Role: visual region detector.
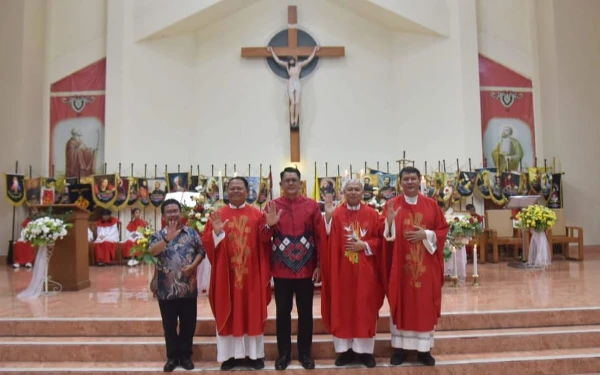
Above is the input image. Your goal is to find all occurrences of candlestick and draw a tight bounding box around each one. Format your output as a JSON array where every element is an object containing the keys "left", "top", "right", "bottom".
[
  {"left": 451, "top": 246, "right": 459, "bottom": 287},
  {"left": 360, "top": 169, "right": 364, "bottom": 177},
  {"left": 473, "top": 244, "right": 478, "bottom": 275},
  {"left": 218, "top": 171, "right": 223, "bottom": 201},
  {"left": 420, "top": 175, "right": 427, "bottom": 193}
]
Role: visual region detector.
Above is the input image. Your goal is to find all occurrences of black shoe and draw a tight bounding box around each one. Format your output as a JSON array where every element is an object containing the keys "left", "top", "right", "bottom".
[
  {"left": 220, "top": 358, "right": 237, "bottom": 371},
  {"left": 335, "top": 350, "right": 354, "bottom": 366},
  {"left": 249, "top": 358, "right": 265, "bottom": 370},
  {"left": 163, "top": 359, "right": 179, "bottom": 372},
  {"left": 96, "top": 262, "right": 105, "bottom": 267},
  {"left": 359, "top": 353, "right": 376, "bottom": 368},
  {"left": 417, "top": 351, "right": 436, "bottom": 366},
  {"left": 180, "top": 358, "right": 194, "bottom": 370},
  {"left": 300, "top": 355, "right": 315, "bottom": 370},
  {"left": 275, "top": 354, "right": 291, "bottom": 371},
  {"left": 390, "top": 349, "right": 407, "bottom": 366}
]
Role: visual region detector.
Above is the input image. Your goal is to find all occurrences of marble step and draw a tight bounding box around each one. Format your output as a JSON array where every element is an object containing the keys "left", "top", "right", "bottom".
[
  {"left": 1, "top": 326, "right": 599, "bottom": 362},
  {"left": 1, "top": 348, "right": 600, "bottom": 374},
  {"left": 1, "top": 307, "right": 599, "bottom": 337}
]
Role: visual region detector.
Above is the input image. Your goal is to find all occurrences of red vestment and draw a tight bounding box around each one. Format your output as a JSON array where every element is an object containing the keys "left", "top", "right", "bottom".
[
  {"left": 381, "top": 194, "right": 449, "bottom": 332},
  {"left": 202, "top": 205, "right": 272, "bottom": 336},
  {"left": 321, "top": 205, "right": 384, "bottom": 339},
  {"left": 121, "top": 219, "right": 148, "bottom": 258},
  {"left": 93, "top": 217, "right": 119, "bottom": 264},
  {"left": 13, "top": 219, "right": 35, "bottom": 265},
  {"left": 269, "top": 196, "right": 325, "bottom": 279}
]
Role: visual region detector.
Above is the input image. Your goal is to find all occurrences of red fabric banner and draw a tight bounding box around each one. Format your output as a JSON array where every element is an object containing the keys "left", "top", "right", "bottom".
[{"left": 49, "top": 59, "right": 106, "bottom": 177}]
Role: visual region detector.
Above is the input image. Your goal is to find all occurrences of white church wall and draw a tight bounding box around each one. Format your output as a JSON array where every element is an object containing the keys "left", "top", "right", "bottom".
[
  {"left": 535, "top": 0, "right": 600, "bottom": 245},
  {"left": 390, "top": 0, "right": 481, "bottom": 172},
  {"left": 48, "top": 0, "right": 107, "bottom": 83},
  {"left": 0, "top": 0, "right": 47, "bottom": 255}
]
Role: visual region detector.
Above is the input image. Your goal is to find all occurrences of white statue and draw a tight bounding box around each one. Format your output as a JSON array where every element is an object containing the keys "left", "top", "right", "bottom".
[{"left": 267, "top": 46, "right": 319, "bottom": 127}]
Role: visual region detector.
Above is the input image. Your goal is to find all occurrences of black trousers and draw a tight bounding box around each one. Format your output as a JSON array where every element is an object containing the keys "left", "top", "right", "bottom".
[
  {"left": 158, "top": 297, "right": 197, "bottom": 360},
  {"left": 273, "top": 277, "right": 314, "bottom": 358}
]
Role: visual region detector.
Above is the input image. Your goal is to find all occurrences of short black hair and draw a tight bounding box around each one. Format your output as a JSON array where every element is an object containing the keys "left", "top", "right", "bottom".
[
  {"left": 228, "top": 176, "right": 249, "bottom": 190},
  {"left": 131, "top": 207, "right": 141, "bottom": 215},
  {"left": 399, "top": 166, "right": 421, "bottom": 179},
  {"left": 102, "top": 208, "right": 112, "bottom": 216},
  {"left": 466, "top": 204, "right": 475, "bottom": 210},
  {"left": 161, "top": 199, "right": 181, "bottom": 214},
  {"left": 280, "top": 167, "right": 301, "bottom": 180}
]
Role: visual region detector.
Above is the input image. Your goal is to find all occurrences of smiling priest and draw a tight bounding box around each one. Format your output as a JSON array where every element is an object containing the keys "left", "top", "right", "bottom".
[
  {"left": 381, "top": 167, "right": 449, "bottom": 367},
  {"left": 202, "top": 177, "right": 274, "bottom": 370},
  {"left": 321, "top": 180, "right": 385, "bottom": 368}
]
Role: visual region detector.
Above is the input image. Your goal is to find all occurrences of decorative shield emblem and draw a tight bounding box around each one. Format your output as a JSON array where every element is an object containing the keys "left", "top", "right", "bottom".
[
  {"left": 92, "top": 174, "right": 118, "bottom": 208},
  {"left": 491, "top": 91, "right": 524, "bottom": 111},
  {"left": 5, "top": 174, "right": 25, "bottom": 206}
]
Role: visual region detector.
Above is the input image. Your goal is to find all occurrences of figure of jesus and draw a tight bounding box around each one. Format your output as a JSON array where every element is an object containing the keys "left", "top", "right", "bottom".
[{"left": 267, "top": 45, "right": 319, "bottom": 128}]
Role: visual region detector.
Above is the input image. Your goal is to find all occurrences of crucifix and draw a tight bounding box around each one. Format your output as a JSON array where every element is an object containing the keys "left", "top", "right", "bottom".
[{"left": 241, "top": 5, "right": 345, "bottom": 162}]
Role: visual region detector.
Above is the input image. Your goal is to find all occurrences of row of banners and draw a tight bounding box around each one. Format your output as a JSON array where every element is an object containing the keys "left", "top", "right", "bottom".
[{"left": 3, "top": 167, "right": 563, "bottom": 212}]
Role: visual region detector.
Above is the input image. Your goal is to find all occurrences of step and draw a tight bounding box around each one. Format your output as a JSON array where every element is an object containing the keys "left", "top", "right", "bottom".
[
  {"left": 1, "top": 348, "right": 599, "bottom": 374},
  {"left": 1, "top": 326, "right": 599, "bottom": 362},
  {"left": 2, "top": 307, "right": 599, "bottom": 337}
]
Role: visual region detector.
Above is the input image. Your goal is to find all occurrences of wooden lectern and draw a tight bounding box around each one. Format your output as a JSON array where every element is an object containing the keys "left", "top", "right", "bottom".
[{"left": 32, "top": 205, "right": 91, "bottom": 291}]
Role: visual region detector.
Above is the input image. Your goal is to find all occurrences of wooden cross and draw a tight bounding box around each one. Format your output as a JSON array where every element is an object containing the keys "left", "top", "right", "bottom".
[{"left": 240, "top": 5, "right": 345, "bottom": 162}]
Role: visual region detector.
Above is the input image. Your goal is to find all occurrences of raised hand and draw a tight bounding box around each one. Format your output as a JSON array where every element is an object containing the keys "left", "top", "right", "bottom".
[
  {"left": 386, "top": 201, "right": 401, "bottom": 226},
  {"left": 265, "top": 201, "right": 282, "bottom": 227},
  {"left": 210, "top": 211, "right": 228, "bottom": 236},
  {"left": 324, "top": 194, "right": 335, "bottom": 220},
  {"left": 165, "top": 220, "right": 181, "bottom": 242}
]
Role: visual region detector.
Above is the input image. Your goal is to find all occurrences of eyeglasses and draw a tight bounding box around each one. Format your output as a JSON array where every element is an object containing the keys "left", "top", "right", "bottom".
[{"left": 282, "top": 179, "right": 299, "bottom": 184}]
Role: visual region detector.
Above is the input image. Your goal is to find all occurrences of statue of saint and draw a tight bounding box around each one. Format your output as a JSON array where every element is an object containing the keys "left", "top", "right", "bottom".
[{"left": 267, "top": 46, "right": 319, "bottom": 127}]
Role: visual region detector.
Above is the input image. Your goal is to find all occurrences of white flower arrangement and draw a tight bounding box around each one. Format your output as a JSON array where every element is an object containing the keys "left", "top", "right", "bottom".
[{"left": 22, "top": 217, "right": 72, "bottom": 247}]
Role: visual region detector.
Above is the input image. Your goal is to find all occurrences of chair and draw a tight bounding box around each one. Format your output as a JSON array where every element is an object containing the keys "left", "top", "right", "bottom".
[
  {"left": 484, "top": 209, "right": 524, "bottom": 263},
  {"left": 88, "top": 222, "right": 123, "bottom": 265},
  {"left": 548, "top": 209, "right": 584, "bottom": 260}
]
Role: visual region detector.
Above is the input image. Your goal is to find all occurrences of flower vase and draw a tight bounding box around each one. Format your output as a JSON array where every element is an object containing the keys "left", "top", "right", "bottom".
[
  {"left": 17, "top": 242, "right": 61, "bottom": 300},
  {"left": 527, "top": 229, "right": 551, "bottom": 268}
]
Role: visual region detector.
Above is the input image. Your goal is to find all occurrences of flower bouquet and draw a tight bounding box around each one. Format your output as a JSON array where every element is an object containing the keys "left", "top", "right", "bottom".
[
  {"left": 22, "top": 216, "right": 72, "bottom": 247},
  {"left": 18, "top": 215, "right": 72, "bottom": 300},
  {"left": 515, "top": 205, "right": 557, "bottom": 232},
  {"left": 182, "top": 194, "right": 221, "bottom": 234},
  {"left": 444, "top": 215, "right": 483, "bottom": 261},
  {"left": 131, "top": 225, "right": 157, "bottom": 265},
  {"left": 515, "top": 204, "right": 556, "bottom": 268}
]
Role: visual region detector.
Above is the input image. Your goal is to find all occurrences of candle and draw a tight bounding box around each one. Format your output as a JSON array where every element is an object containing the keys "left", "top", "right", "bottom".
[
  {"left": 420, "top": 175, "right": 427, "bottom": 193},
  {"left": 473, "top": 245, "right": 478, "bottom": 276},
  {"left": 218, "top": 171, "right": 223, "bottom": 200},
  {"left": 452, "top": 246, "right": 458, "bottom": 278}
]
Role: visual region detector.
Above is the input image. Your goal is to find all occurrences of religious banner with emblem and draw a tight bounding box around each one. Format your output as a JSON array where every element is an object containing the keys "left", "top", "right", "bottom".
[
  {"left": 377, "top": 174, "right": 397, "bottom": 201},
  {"left": 68, "top": 183, "right": 95, "bottom": 212},
  {"left": 205, "top": 177, "right": 221, "bottom": 204},
  {"left": 255, "top": 177, "right": 271, "bottom": 207},
  {"left": 422, "top": 174, "right": 436, "bottom": 198},
  {"left": 113, "top": 176, "right": 131, "bottom": 210},
  {"left": 148, "top": 178, "right": 166, "bottom": 207},
  {"left": 4, "top": 174, "right": 25, "bottom": 206},
  {"left": 456, "top": 171, "right": 477, "bottom": 198},
  {"left": 501, "top": 172, "right": 521, "bottom": 200},
  {"left": 489, "top": 172, "right": 507, "bottom": 205},
  {"left": 318, "top": 177, "right": 338, "bottom": 202},
  {"left": 528, "top": 167, "right": 547, "bottom": 196},
  {"left": 479, "top": 55, "right": 535, "bottom": 174},
  {"left": 246, "top": 177, "right": 260, "bottom": 205},
  {"left": 547, "top": 173, "right": 562, "bottom": 208},
  {"left": 222, "top": 176, "right": 231, "bottom": 204},
  {"left": 475, "top": 169, "right": 493, "bottom": 199},
  {"left": 167, "top": 172, "right": 190, "bottom": 193},
  {"left": 519, "top": 171, "right": 531, "bottom": 195},
  {"left": 50, "top": 59, "right": 106, "bottom": 177},
  {"left": 40, "top": 178, "right": 59, "bottom": 205},
  {"left": 361, "top": 173, "right": 378, "bottom": 201},
  {"left": 539, "top": 172, "right": 553, "bottom": 202},
  {"left": 24, "top": 177, "right": 41, "bottom": 205},
  {"left": 92, "top": 174, "right": 118, "bottom": 208},
  {"left": 136, "top": 178, "right": 148, "bottom": 206},
  {"left": 190, "top": 175, "right": 199, "bottom": 192}
]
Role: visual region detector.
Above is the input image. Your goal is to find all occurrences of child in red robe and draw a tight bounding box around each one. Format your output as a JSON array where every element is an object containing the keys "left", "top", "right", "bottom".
[
  {"left": 93, "top": 209, "right": 120, "bottom": 266},
  {"left": 13, "top": 217, "right": 35, "bottom": 268},
  {"left": 120, "top": 208, "right": 147, "bottom": 267}
]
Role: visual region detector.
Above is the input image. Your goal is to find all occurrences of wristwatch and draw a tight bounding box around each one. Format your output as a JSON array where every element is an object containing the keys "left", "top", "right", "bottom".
[{"left": 163, "top": 236, "right": 169, "bottom": 244}]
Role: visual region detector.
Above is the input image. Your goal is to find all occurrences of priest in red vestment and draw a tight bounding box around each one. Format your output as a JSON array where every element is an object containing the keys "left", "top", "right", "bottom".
[
  {"left": 13, "top": 217, "right": 36, "bottom": 268},
  {"left": 381, "top": 167, "right": 449, "bottom": 367},
  {"left": 120, "top": 208, "right": 147, "bottom": 267},
  {"left": 202, "top": 177, "right": 273, "bottom": 370},
  {"left": 93, "top": 209, "right": 120, "bottom": 266},
  {"left": 321, "top": 180, "right": 384, "bottom": 368}
]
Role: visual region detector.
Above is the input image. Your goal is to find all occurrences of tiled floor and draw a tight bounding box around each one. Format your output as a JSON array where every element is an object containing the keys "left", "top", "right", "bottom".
[{"left": 2, "top": 248, "right": 598, "bottom": 319}]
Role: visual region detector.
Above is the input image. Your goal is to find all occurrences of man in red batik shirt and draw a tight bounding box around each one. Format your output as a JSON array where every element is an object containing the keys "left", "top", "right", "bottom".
[
  {"left": 266, "top": 167, "right": 325, "bottom": 370},
  {"left": 381, "top": 167, "right": 449, "bottom": 367}
]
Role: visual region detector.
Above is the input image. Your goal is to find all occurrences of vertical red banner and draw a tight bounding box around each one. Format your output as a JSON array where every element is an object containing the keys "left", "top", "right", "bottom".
[
  {"left": 479, "top": 55, "right": 535, "bottom": 171},
  {"left": 49, "top": 59, "right": 106, "bottom": 178}
]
